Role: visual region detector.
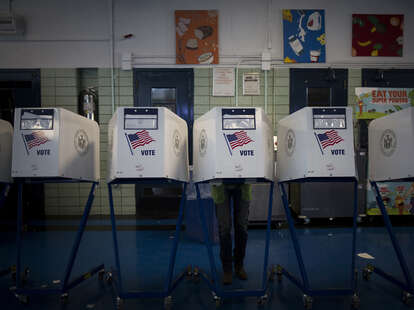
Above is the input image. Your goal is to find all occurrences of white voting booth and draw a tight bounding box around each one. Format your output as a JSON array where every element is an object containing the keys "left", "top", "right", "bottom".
[
  {"left": 0, "top": 119, "right": 13, "bottom": 183},
  {"left": 107, "top": 107, "right": 189, "bottom": 182},
  {"left": 369, "top": 107, "right": 414, "bottom": 182},
  {"left": 275, "top": 107, "right": 359, "bottom": 308},
  {"left": 12, "top": 108, "right": 99, "bottom": 181},
  {"left": 193, "top": 107, "right": 274, "bottom": 183},
  {"left": 11, "top": 108, "right": 103, "bottom": 302},
  {"left": 105, "top": 107, "right": 190, "bottom": 306},
  {"left": 277, "top": 107, "right": 356, "bottom": 181}
]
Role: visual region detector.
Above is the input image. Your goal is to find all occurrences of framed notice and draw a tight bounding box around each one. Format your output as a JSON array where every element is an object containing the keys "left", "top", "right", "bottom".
[
  {"left": 243, "top": 73, "right": 260, "bottom": 96},
  {"left": 213, "top": 68, "right": 235, "bottom": 97},
  {"left": 175, "top": 10, "right": 219, "bottom": 64}
]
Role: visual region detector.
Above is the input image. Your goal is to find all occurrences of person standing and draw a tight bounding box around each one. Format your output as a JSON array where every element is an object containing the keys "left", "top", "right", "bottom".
[{"left": 212, "top": 183, "right": 251, "bottom": 285}]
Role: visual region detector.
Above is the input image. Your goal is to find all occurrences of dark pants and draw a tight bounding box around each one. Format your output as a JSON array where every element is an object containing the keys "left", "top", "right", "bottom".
[{"left": 215, "top": 187, "right": 250, "bottom": 272}]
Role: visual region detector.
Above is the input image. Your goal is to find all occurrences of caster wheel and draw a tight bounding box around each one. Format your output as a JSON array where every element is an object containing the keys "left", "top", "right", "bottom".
[
  {"left": 362, "top": 268, "right": 370, "bottom": 281},
  {"left": 213, "top": 295, "right": 221, "bottom": 307},
  {"left": 116, "top": 297, "right": 123, "bottom": 310},
  {"left": 60, "top": 293, "right": 69, "bottom": 304},
  {"left": 257, "top": 295, "right": 268, "bottom": 306},
  {"left": 402, "top": 291, "right": 412, "bottom": 304},
  {"left": 98, "top": 269, "right": 105, "bottom": 281},
  {"left": 164, "top": 296, "right": 173, "bottom": 310},
  {"left": 303, "top": 294, "right": 313, "bottom": 310},
  {"left": 276, "top": 265, "right": 283, "bottom": 282},
  {"left": 105, "top": 272, "right": 113, "bottom": 285},
  {"left": 185, "top": 265, "right": 193, "bottom": 280},
  {"left": 193, "top": 267, "right": 200, "bottom": 283},
  {"left": 351, "top": 294, "right": 360, "bottom": 309},
  {"left": 17, "top": 294, "right": 29, "bottom": 304}
]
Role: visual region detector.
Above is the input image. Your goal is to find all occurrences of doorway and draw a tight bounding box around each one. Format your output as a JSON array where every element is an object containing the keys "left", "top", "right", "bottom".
[
  {"left": 0, "top": 69, "right": 43, "bottom": 221},
  {"left": 133, "top": 69, "right": 194, "bottom": 219},
  {"left": 289, "top": 68, "right": 356, "bottom": 219}
]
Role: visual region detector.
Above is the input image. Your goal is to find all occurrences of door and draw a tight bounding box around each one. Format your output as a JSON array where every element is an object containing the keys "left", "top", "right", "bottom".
[
  {"left": 133, "top": 69, "right": 194, "bottom": 219},
  {"left": 289, "top": 68, "right": 355, "bottom": 219},
  {"left": 0, "top": 69, "right": 43, "bottom": 221},
  {"left": 360, "top": 69, "right": 414, "bottom": 215}
]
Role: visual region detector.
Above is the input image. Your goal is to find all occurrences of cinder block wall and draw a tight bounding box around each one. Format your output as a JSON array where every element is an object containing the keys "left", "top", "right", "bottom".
[{"left": 41, "top": 67, "right": 361, "bottom": 216}]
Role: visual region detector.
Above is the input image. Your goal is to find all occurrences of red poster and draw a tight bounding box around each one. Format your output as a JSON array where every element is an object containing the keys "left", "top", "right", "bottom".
[
  {"left": 175, "top": 10, "right": 219, "bottom": 64},
  {"left": 352, "top": 14, "right": 404, "bottom": 57}
]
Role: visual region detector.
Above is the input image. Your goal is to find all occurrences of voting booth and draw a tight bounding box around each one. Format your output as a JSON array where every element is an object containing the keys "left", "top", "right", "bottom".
[
  {"left": 369, "top": 107, "right": 414, "bottom": 182},
  {"left": 107, "top": 107, "right": 189, "bottom": 182},
  {"left": 192, "top": 107, "right": 275, "bottom": 305},
  {"left": 275, "top": 107, "right": 359, "bottom": 309},
  {"left": 106, "top": 107, "right": 190, "bottom": 308},
  {"left": 193, "top": 107, "right": 274, "bottom": 182},
  {"left": 11, "top": 108, "right": 103, "bottom": 304},
  {"left": 277, "top": 107, "right": 356, "bottom": 181},
  {"left": 363, "top": 107, "right": 414, "bottom": 303},
  {"left": 12, "top": 108, "right": 99, "bottom": 182}
]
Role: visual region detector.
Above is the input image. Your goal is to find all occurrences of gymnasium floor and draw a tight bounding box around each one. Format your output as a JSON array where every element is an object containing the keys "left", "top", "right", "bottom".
[{"left": 0, "top": 223, "right": 413, "bottom": 310}]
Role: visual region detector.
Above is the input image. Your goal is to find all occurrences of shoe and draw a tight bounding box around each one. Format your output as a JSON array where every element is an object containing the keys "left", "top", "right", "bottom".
[
  {"left": 235, "top": 265, "right": 248, "bottom": 280},
  {"left": 222, "top": 270, "right": 233, "bottom": 285}
]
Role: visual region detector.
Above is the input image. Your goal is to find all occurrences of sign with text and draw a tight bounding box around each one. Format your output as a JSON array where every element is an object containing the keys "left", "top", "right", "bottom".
[{"left": 355, "top": 87, "right": 414, "bottom": 119}]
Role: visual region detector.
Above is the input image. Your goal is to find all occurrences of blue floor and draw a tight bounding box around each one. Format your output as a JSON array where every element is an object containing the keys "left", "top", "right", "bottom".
[{"left": 1, "top": 225, "right": 414, "bottom": 309}]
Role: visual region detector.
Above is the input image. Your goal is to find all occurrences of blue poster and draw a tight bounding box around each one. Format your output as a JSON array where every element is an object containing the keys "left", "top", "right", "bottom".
[{"left": 283, "top": 9, "right": 326, "bottom": 63}]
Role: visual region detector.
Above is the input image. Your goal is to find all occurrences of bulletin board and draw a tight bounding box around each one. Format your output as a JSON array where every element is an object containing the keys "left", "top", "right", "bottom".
[{"left": 175, "top": 10, "right": 219, "bottom": 65}]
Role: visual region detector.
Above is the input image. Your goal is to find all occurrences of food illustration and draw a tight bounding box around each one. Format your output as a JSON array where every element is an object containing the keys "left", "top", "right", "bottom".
[
  {"left": 367, "top": 182, "right": 414, "bottom": 215},
  {"left": 194, "top": 26, "right": 213, "bottom": 40},
  {"left": 352, "top": 14, "right": 404, "bottom": 57},
  {"left": 186, "top": 38, "right": 198, "bottom": 50},
  {"left": 283, "top": 9, "right": 325, "bottom": 63},
  {"left": 175, "top": 10, "right": 218, "bottom": 64}
]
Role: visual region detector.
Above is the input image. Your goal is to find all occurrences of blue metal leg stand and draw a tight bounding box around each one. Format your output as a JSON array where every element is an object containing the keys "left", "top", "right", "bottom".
[
  {"left": 165, "top": 183, "right": 189, "bottom": 294},
  {"left": 195, "top": 183, "right": 219, "bottom": 293},
  {"left": 108, "top": 183, "right": 124, "bottom": 297},
  {"left": 367, "top": 181, "right": 414, "bottom": 297},
  {"left": 15, "top": 183, "right": 23, "bottom": 290},
  {"left": 61, "top": 182, "right": 104, "bottom": 293},
  {"left": 351, "top": 180, "right": 358, "bottom": 294},
  {"left": 261, "top": 182, "right": 274, "bottom": 291},
  {"left": 278, "top": 182, "right": 311, "bottom": 294}
]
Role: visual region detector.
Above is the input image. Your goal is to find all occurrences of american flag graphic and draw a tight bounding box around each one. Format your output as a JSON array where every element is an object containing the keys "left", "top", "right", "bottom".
[
  {"left": 24, "top": 131, "right": 49, "bottom": 149},
  {"left": 127, "top": 130, "right": 155, "bottom": 149},
  {"left": 225, "top": 131, "right": 253, "bottom": 150},
  {"left": 316, "top": 130, "right": 344, "bottom": 149}
]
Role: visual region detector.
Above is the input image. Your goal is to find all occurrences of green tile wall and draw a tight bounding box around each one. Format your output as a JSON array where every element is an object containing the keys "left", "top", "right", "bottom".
[{"left": 41, "top": 68, "right": 136, "bottom": 216}]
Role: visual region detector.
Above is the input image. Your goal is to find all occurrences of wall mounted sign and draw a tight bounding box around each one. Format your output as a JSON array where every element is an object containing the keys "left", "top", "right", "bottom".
[
  {"left": 213, "top": 68, "right": 235, "bottom": 96},
  {"left": 175, "top": 10, "right": 219, "bottom": 65},
  {"left": 282, "top": 9, "right": 326, "bottom": 63},
  {"left": 243, "top": 73, "right": 260, "bottom": 96},
  {"left": 355, "top": 87, "right": 414, "bottom": 119},
  {"left": 352, "top": 14, "right": 404, "bottom": 57}
]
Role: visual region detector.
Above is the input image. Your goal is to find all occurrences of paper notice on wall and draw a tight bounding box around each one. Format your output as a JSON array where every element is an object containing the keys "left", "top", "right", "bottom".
[
  {"left": 212, "top": 67, "right": 235, "bottom": 97},
  {"left": 243, "top": 73, "right": 261, "bottom": 96}
]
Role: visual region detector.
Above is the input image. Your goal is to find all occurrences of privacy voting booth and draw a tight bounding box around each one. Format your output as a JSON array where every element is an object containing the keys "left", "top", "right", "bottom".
[
  {"left": 364, "top": 107, "right": 414, "bottom": 303},
  {"left": 192, "top": 107, "right": 275, "bottom": 305},
  {"left": 106, "top": 107, "right": 190, "bottom": 308},
  {"left": 0, "top": 119, "right": 14, "bottom": 280},
  {"left": 11, "top": 108, "right": 103, "bottom": 303},
  {"left": 276, "top": 107, "right": 359, "bottom": 309}
]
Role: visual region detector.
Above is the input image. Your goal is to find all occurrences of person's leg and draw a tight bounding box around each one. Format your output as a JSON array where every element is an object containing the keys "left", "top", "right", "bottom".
[
  {"left": 215, "top": 191, "right": 233, "bottom": 283},
  {"left": 233, "top": 187, "right": 250, "bottom": 279}
]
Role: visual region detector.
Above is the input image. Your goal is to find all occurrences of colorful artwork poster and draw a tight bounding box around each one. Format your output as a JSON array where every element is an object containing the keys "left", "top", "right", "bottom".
[
  {"left": 367, "top": 181, "right": 414, "bottom": 216},
  {"left": 355, "top": 87, "right": 414, "bottom": 119},
  {"left": 282, "top": 9, "right": 326, "bottom": 63},
  {"left": 352, "top": 14, "right": 404, "bottom": 57},
  {"left": 175, "top": 10, "right": 219, "bottom": 65}
]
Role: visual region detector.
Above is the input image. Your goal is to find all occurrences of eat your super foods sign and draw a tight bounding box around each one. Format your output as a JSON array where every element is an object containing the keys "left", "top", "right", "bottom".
[{"left": 355, "top": 87, "right": 414, "bottom": 119}]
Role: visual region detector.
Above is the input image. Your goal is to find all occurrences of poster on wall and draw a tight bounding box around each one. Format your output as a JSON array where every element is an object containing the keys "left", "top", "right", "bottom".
[
  {"left": 352, "top": 14, "right": 404, "bottom": 57},
  {"left": 355, "top": 87, "right": 414, "bottom": 119},
  {"left": 243, "top": 73, "right": 260, "bottom": 96},
  {"left": 175, "top": 10, "right": 219, "bottom": 65},
  {"left": 213, "top": 68, "right": 234, "bottom": 97},
  {"left": 367, "top": 181, "right": 414, "bottom": 216},
  {"left": 282, "top": 9, "right": 326, "bottom": 63}
]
